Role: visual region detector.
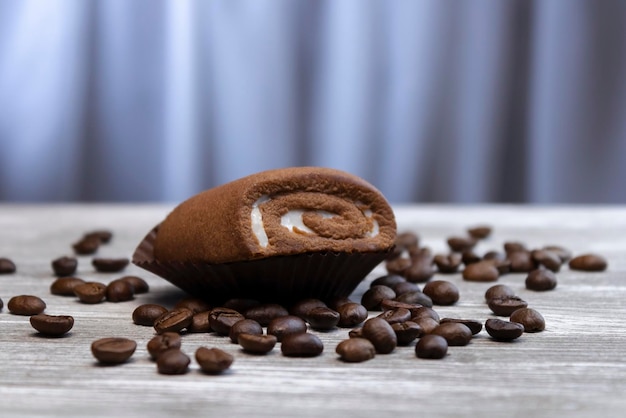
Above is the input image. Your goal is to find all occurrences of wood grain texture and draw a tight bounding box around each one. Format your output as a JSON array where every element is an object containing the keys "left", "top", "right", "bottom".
[{"left": 1, "top": 204, "right": 626, "bottom": 418}]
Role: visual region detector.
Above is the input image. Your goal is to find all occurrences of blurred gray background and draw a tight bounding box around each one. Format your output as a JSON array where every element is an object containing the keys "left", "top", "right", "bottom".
[{"left": 1, "top": 0, "right": 625, "bottom": 204}]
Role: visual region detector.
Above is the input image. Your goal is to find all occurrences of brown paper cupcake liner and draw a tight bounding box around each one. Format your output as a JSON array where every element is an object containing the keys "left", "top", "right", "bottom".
[{"left": 132, "top": 225, "right": 389, "bottom": 304}]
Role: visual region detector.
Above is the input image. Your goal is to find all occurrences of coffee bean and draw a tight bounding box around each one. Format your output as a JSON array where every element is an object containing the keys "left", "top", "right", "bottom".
[
  {"left": 377, "top": 308, "right": 411, "bottom": 325},
  {"left": 156, "top": 349, "right": 190, "bottom": 375},
  {"left": 508, "top": 251, "right": 537, "bottom": 272},
  {"left": 422, "top": 280, "right": 459, "bottom": 306},
  {"left": 0, "top": 257, "right": 16, "bottom": 274},
  {"left": 267, "top": 315, "right": 307, "bottom": 341},
  {"left": 118, "top": 276, "right": 149, "bottom": 294},
  {"left": 543, "top": 245, "right": 572, "bottom": 263},
  {"left": 210, "top": 307, "right": 245, "bottom": 335},
  {"left": 72, "top": 237, "right": 100, "bottom": 255},
  {"left": 105, "top": 279, "right": 134, "bottom": 302},
  {"left": 467, "top": 225, "right": 492, "bottom": 240},
  {"left": 391, "top": 321, "right": 422, "bottom": 345},
  {"left": 463, "top": 260, "right": 499, "bottom": 282},
  {"left": 431, "top": 322, "right": 472, "bottom": 346},
  {"left": 132, "top": 304, "right": 168, "bottom": 326},
  {"left": 404, "top": 259, "right": 436, "bottom": 283},
  {"left": 380, "top": 299, "right": 422, "bottom": 315},
  {"left": 51, "top": 256, "right": 78, "bottom": 276},
  {"left": 385, "top": 257, "right": 412, "bottom": 275},
  {"left": 461, "top": 250, "right": 482, "bottom": 265},
  {"left": 281, "top": 333, "right": 324, "bottom": 357},
  {"left": 336, "top": 302, "right": 368, "bottom": 328},
  {"left": 154, "top": 308, "right": 194, "bottom": 334},
  {"left": 289, "top": 298, "right": 327, "bottom": 319},
  {"left": 92, "top": 257, "right": 129, "bottom": 273},
  {"left": 569, "top": 254, "right": 608, "bottom": 271},
  {"left": 91, "top": 337, "right": 136, "bottom": 364},
  {"left": 83, "top": 229, "right": 113, "bottom": 244},
  {"left": 531, "top": 249, "right": 562, "bottom": 272},
  {"left": 50, "top": 277, "right": 85, "bottom": 296},
  {"left": 329, "top": 297, "right": 354, "bottom": 310},
  {"left": 484, "top": 284, "right": 516, "bottom": 302},
  {"left": 174, "top": 297, "right": 212, "bottom": 314},
  {"left": 504, "top": 241, "right": 527, "bottom": 254},
  {"left": 395, "top": 231, "right": 419, "bottom": 249},
  {"left": 222, "top": 298, "right": 261, "bottom": 313},
  {"left": 411, "top": 306, "right": 441, "bottom": 322},
  {"left": 305, "top": 307, "right": 340, "bottom": 330},
  {"left": 525, "top": 269, "right": 557, "bottom": 291},
  {"left": 361, "top": 317, "right": 397, "bottom": 354},
  {"left": 413, "top": 317, "right": 439, "bottom": 334},
  {"left": 483, "top": 251, "right": 505, "bottom": 261},
  {"left": 7, "top": 295, "right": 46, "bottom": 315},
  {"left": 447, "top": 236, "right": 477, "bottom": 253},
  {"left": 29, "top": 314, "right": 74, "bottom": 336},
  {"left": 487, "top": 296, "right": 528, "bottom": 316},
  {"left": 244, "top": 304, "right": 289, "bottom": 326},
  {"left": 73, "top": 282, "right": 106, "bottom": 304},
  {"left": 147, "top": 332, "right": 182, "bottom": 360},
  {"left": 361, "top": 285, "right": 396, "bottom": 311},
  {"left": 238, "top": 333, "right": 277, "bottom": 354},
  {"left": 348, "top": 327, "right": 363, "bottom": 339},
  {"left": 415, "top": 334, "right": 448, "bottom": 359},
  {"left": 485, "top": 318, "right": 524, "bottom": 341},
  {"left": 510, "top": 308, "right": 545, "bottom": 333},
  {"left": 336, "top": 338, "right": 376, "bottom": 363},
  {"left": 394, "top": 290, "right": 433, "bottom": 307},
  {"left": 434, "top": 254, "right": 463, "bottom": 273},
  {"left": 0, "top": 297, "right": 3, "bottom": 311},
  {"left": 187, "top": 311, "right": 212, "bottom": 333},
  {"left": 391, "top": 281, "right": 421, "bottom": 295},
  {"left": 195, "top": 347, "right": 234, "bottom": 374},
  {"left": 440, "top": 318, "right": 483, "bottom": 335},
  {"left": 229, "top": 319, "right": 263, "bottom": 344}
]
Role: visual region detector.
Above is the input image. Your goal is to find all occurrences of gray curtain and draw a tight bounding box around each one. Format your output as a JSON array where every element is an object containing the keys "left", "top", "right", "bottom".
[{"left": 1, "top": 0, "right": 625, "bottom": 203}]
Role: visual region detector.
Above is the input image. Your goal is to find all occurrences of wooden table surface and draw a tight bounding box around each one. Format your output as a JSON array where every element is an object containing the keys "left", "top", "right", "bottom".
[{"left": 1, "top": 204, "right": 625, "bottom": 418}]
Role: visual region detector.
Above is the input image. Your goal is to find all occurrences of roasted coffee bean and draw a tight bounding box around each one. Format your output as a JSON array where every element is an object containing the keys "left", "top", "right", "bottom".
[
  {"left": 154, "top": 308, "right": 194, "bottom": 334},
  {"left": 244, "top": 304, "right": 289, "bottom": 326},
  {"left": 377, "top": 308, "right": 411, "bottom": 325},
  {"left": 281, "top": 333, "right": 324, "bottom": 357},
  {"left": 84, "top": 229, "right": 113, "bottom": 244},
  {"left": 267, "top": 315, "right": 307, "bottom": 341},
  {"left": 431, "top": 322, "right": 472, "bottom": 346},
  {"left": 467, "top": 225, "right": 492, "bottom": 240},
  {"left": 336, "top": 338, "right": 376, "bottom": 363},
  {"left": 7, "top": 295, "right": 46, "bottom": 316},
  {"left": 222, "top": 298, "right": 261, "bottom": 313},
  {"left": 381, "top": 300, "right": 423, "bottom": 316},
  {"left": 411, "top": 306, "right": 441, "bottom": 322},
  {"left": 238, "top": 333, "right": 277, "bottom": 354},
  {"left": 92, "top": 257, "right": 129, "bottom": 273},
  {"left": 404, "top": 260, "right": 436, "bottom": 283},
  {"left": 50, "top": 277, "right": 85, "bottom": 296},
  {"left": 361, "top": 285, "right": 396, "bottom": 311},
  {"left": 132, "top": 304, "right": 168, "bottom": 326},
  {"left": 361, "top": 317, "right": 397, "bottom": 354},
  {"left": 463, "top": 260, "right": 499, "bottom": 282},
  {"left": 119, "top": 276, "right": 149, "bottom": 294},
  {"left": 413, "top": 317, "right": 439, "bottom": 334},
  {"left": 385, "top": 257, "right": 412, "bottom": 275},
  {"left": 483, "top": 251, "right": 506, "bottom": 261},
  {"left": 415, "top": 334, "right": 448, "bottom": 359},
  {"left": 504, "top": 241, "right": 527, "bottom": 254},
  {"left": 305, "top": 307, "right": 340, "bottom": 330},
  {"left": 525, "top": 269, "right": 557, "bottom": 291},
  {"left": 440, "top": 318, "right": 482, "bottom": 335},
  {"left": 371, "top": 274, "right": 407, "bottom": 288},
  {"left": 348, "top": 327, "right": 363, "bottom": 338},
  {"left": 395, "top": 290, "right": 433, "bottom": 308},
  {"left": 0, "top": 297, "right": 3, "bottom": 311},
  {"left": 229, "top": 319, "right": 263, "bottom": 343},
  {"left": 434, "top": 253, "right": 463, "bottom": 273},
  {"left": 74, "top": 282, "right": 106, "bottom": 304},
  {"left": 485, "top": 318, "right": 524, "bottom": 341},
  {"left": 508, "top": 251, "right": 537, "bottom": 272},
  {"left": 174, "top": 297, "right": 212, "bottom": 314},
  {"left": 488, "top": 296, "right": 528, "bottom": 316},
  {"left": 543, "top": 245, "right": 572, "bottom": 263},
  {"left": 510, "top": 308, "right": 545, "bottom": 333},
  {"left": 195, "top": 347, "right": 234, "bottom": 374},
  {"left": 210, "top": 307, "right": 246, "bottom": 335},
  {"left": 29, "top": 314, "right": 74, "bottom": 336},
  {"left": 422, "top": 280, "right": 459, "bottom": 306},
  {"left": 289, "top": 298, "right": 327, "bottom": 319},
  {"left": 156, "top": 349, "right": 190, "bottom": 375},
  {"left": 329, "top": 297, "right": 354, "bottom": 310},
  {"left": 51, "top": 256, "right": 78, "bottom": 276},
  {"left": 187, "top": 311, "right": 212, "bottom": 333},
  {"left": 391, "top": 281, "right": 421, "bottom": 295},
  {"left": 447, "top": 236, "right": 477, "bottom": 253},
  {"left": 336, "top": 302, "right": 368, "bottom": 328},
  {"left": 485, "top": 284, "right": 516, "bottom": 302},
  {"left": 461, "top": 250, "right": 482, "bottom": 266},
  {"left": 569, "top": 254, "right": 608, "bottom": 271},
  {"left": 531, "top": 249, "right": 562, "bottom": 272},
  {"left": 147, "top": 332, "right": 182, "bottom": 360},
  {"left": 395, "top": 231, "right": 419, "bottom": 249},
  {"left": 91, "top": 337, "right": 136, "bottom": 364},
  {"left": 105, "top": 279, "right": 134, "bottom": 302},
  {"left": 0, "top": 257, "right": 16, "bottom": 274},
  {"left": 392, "top": 321, "right": 422, "bottom": 345},
  {"left": 72, "top": 237, "right": 100, "bottom": 255}
]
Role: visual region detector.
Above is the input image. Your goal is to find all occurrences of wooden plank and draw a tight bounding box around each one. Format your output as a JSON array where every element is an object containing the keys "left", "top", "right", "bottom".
[{"left": 1, "top": 204, "right": 625, "bottom": 417}]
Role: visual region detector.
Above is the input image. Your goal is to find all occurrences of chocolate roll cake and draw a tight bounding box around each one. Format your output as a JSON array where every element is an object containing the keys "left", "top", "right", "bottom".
[{"left": 133, "top": 167, "right": 396, "bottom": 303}]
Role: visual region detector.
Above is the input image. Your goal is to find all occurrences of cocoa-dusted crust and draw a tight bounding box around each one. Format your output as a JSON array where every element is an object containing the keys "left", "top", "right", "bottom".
[{"left": 153, "top": 167, "right": 396, "bottom": 264}]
